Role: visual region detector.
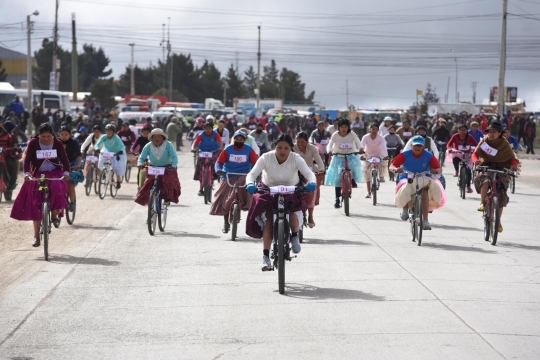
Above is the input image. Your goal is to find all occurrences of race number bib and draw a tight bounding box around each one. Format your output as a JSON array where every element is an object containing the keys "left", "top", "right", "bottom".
[
  {"left": 121, "top": 136, "right": 128, "bottom": 141},
  {"left": 458, "top": 145, "right": 470, "bottom": 151},
  {"left": 199, "top": 152, "right": 212, "bottom": 158},
  {"left": 36, "top": 149, "right": 57, "bottom": 159},
  {"left": 339, "top": 142, "right": 353, "bottom": 150},
  {"left": 367, "top": 157, "right": 381, "bottom": 164},
  {"left": 86, "top": 155, "right": 98, "bottom": 162},
  {"left": 102, "top": 151, "right": 115, "bottom": 159},
  {"left": 480, "top": 142, "right": 498, "bottom": 156},
  {"left": 320, "top": 139, "right": 328, "bottom": 145},
  {"left": 147, "top": 166, "right": 165, "bottom": 176},
  {"left": 256, "top": 141, "right": 263, "bottom": 147},
  {"left": 229, "top": 154, "right": 247, "bottom": 163},
  {"left": 269, "top": 185, "right": 295, "bottom": 194},
  {"left": 249, "top": 124, "right": 256, "bottom": 129},
  {"left": 403, "top": 132, "right": 412, "bottom": 137}
]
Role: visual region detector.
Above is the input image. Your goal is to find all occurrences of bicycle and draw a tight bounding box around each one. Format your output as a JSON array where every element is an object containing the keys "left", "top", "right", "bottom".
[
  {"left": 436, "top": 141, "right": 447, "bottom": 165},
  {"left": 224, "top": 172, "right": 249, "bottom": 241},
  {"left": 404, "top": 171, "right": 431, "bottom": 246},
  {"left": 333, "top": 152, "right": 361, "bottom": 216},
  {"left": 257, "top": 185, "right": 306, "bottom": 294},
  {"left": 65, "top": 161, "right": 84, "bottom": 225},
  {"left": 451, "top": 150, "right": 472, "bottom": 200},
  {"left": 98, "top": 151, "right": 123, "bottom": 200},
  {"left": 364, "top": 157, "right": 382, "bottom": 206},
  {"left": 29, "top": 175, "right": 65, "bottom": 261},
  {"left": 198, "top": 150, "right": 217, "bottom": 205},
  {"left": 145, "top": 165, "right": 170, "bottom": 236},
  {"left": 0, "top": 142, "right": 26, "bottom": 202},
  {"left": 475, "top": 166, "right": 515, "bottom": 246},
  {"left": 314, "top": 142, "right": 329, "bottom": 170},
  {"left": 510, "top": 170, "right": 518, "bottom": 194},
  {"left": 387, "top": 147, "right": 398, "bottom": 182},
  {"left": 84, "top": 153, "right": 100, "bottom": 196}
]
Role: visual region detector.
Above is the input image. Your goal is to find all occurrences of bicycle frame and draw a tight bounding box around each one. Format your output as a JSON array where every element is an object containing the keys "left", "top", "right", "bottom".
[
  {"left": 333, "top": 152, "right": 360, "bottom": 195},
  {"left": 225, "top": 172, "right": 248, "bottom": 222},
  {"left": 198, "top": 151, "right": 215, "bottom": 188}
]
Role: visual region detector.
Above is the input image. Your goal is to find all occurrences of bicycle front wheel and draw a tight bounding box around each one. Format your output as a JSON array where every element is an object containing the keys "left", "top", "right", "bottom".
[
  {"left": 459, "top": 167, "right": 466, "bottom": 199},
  {"left": 343, "top": 172, "right": 350, "bottom": 216},
  {"left": 204, "top": 186, "right": 212, "bottom": 205},
  {"left": 110, "top": 174, "right": 118, "bottom": 198},
  {"left": 98, "top": 169, "right": 108, "bottom": 199},
  {"left": 158, "top": 198, "right": 167, "bottom": 232},
  {"left": 511, "top": 176, "right": 515, "bottom": 194},
  {"left": 483, "top": 203, "right": 491, "bottom": 242},
  {"left": 277, "top": 218, "right": 286, "bottom": 294},
  {"left": 415, "top": 195, "right": 423, "bottom": 246},
  {"left": 41, "top": 202, "right": 50, "bottom": 261},
  {"left": 231, "top": 203, "right": 239, "bottom": 241},
  {"left": 490, "top": 197, "right": 500, "bottom": 246},
  {"left": 66, "top": 193, "right": 76, "bottom": 225},
  {"left": 125, "top": 165, "right": 131, "bottom": 183},
  {"left": 85, "top": 165, "right": 93, "bottom": 196},
  {"left": 147, "top": 190, "right": 157, "bottom": 235},
  {"left": 371, "top": 170, "right": 378, "bottom": 206}
]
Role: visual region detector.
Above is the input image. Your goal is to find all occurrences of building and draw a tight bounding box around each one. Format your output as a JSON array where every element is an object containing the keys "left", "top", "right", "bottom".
[{"left": 0, "top": 46, "right": 34, "bottom": 88}]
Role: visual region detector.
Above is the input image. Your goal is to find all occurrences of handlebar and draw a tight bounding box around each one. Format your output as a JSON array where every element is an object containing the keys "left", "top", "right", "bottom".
[
  {"left": 256, "top": 186, "right": 306, "bottom": 195},
  {"left": 475, "top": 166, "right": 515, "bottom": 176},
  {"left": 333, "top": 152, "right": 361, "bottom": 157},
  {"left": 28, "top": 176, "right": 65, "bottom": 181},
  {"left": 225, "top": 172, "right": 249, "bottom": 188}
]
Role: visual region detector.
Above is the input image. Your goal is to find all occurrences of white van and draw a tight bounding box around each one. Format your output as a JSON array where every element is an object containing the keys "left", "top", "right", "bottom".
[{"left": 0, "top": 85, "right": 70, "bottom": 113}]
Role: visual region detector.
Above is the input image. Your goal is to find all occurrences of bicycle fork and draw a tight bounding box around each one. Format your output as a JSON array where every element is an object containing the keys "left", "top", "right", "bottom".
[{"left": 271, "top": 196, "right": 293, "bottom": 270}]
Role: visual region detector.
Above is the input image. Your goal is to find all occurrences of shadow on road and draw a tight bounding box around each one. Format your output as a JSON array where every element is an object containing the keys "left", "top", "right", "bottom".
[
  {"left": 349, "top": 213, "right": 402, "bottom": 222},
  {"left": 498, "top": 242, "right": 540, "bottom": 251},
  {"left": 110, "top": 195, "right": 135, "bottom": 201},
  {"left": 422, "top": 243, "right": 497, "bottom": 254},
  {"left": 69, "top": 224, "right": 119, "bottom": 231},
  {"left": 280, "top": 283, "right": 386, "bottom": 301},
  {"left": 42, "top": 255, "right": 121, "bottom": 266},
  {"left": 166, "top": 231, "right": 220, "bottom": 239},
  {"left": 431, "top": 223, "right": 482, "bottom": 232},
  {"left": 302, "top": 238, "right": 372, "bottom": 246}
]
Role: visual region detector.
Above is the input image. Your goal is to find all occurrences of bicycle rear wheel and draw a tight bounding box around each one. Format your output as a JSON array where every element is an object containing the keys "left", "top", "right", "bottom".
[
  {"left": 98, "top": 169, "right": 108, "bottom": 199},
  {"left": 511, "top": 176, "right": 515, "bottom": 194},
  {"left": 415, "top": 196, "right": 423, "bottom": 246},
  {"left": 343, "top": 172, "right": 350, "bottom": 216},
  {"left": 371, "top": 170, "right": 377, "bottom": 206},
  {"left": 231, "top": 203, "right": 239, "bottom": 241},
  {"left": 483, "top": 203, "right": 491, "bottom": 242},
  {"left": 85, "top": 165, "right": 93, "bottom": 196},
  {"left": 66, "top": 193, "right": 76, "bottom": 225},
  {"left": 147, "top": 190, "right": 157, "bottom": 235},
  {"left": 94, "top": 170, "right": 99, "bottom": 194},
  {"left": 490, "top": 197, "right": 500, "bottom": 246},
  {"left": 459, "top": 167, "right": 466, "bottom": 199},
  {"left": 158, "top": 197, "right": 167, "bottom": 232},
  {"left": 125, "top": 166, "right": 131, "bottom": 183},
  {"left": 204, "top": 186, "right": 212, "bottom": 204},
  {"left": 41, "top": 202, "right": 50, "bottom": 261},
  {"left": 277, "top": 218, "right": 286, "bottom": 294}
]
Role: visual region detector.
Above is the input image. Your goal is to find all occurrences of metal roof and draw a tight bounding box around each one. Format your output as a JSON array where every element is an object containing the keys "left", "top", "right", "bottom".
[{"left": 0, "top": 46, "right": 28, "bottom": 60}]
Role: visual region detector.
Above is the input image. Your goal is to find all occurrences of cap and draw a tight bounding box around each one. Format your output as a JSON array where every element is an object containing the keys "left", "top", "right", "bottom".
[
  {"left": 383, "top": 116, "right": 392, "bottom": 122},
  {"left": 233, "top": 130, "right": 247, "bottom": 140},
  {"left": 411, "top": 135, "right": 425, "bottom": 146}
]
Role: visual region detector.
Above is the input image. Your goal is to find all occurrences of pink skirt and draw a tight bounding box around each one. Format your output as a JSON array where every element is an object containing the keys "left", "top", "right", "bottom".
[
  {"left": 395, "top": 177, "right": 447, "bottom": 211},
  {"left": 10, "top": 169, "right": 67, "bottom": 221}
]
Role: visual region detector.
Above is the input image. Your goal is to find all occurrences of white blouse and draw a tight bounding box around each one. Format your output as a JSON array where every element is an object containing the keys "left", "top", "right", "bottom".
[
  {"left": 246, "top": 151, "right": 316, "bottom": 187},
  {"left": 326, "top": 132, "right": 362, "bottom": 154}
]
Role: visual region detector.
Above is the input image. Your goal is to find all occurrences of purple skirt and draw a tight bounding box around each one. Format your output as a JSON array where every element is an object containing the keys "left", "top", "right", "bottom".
[
  {"left": 245, "top": 182, "right": 305, "bottom": 239},
  {"left": 10, "top": 169, "right": 68, "bottom": 221}
]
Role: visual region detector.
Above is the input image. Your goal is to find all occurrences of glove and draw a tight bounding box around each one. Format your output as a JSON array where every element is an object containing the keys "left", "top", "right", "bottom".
[
  {"left": 305, "top": 182, "right": 316, "bottom": 193},
  {"left": 246, "top": 183, "right": 257, "bottom": 194}
]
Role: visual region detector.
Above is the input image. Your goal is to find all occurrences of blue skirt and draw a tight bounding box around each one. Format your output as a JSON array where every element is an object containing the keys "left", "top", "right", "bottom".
[{"left": 325, "top": 154, "right": 362, "bottom": 186}]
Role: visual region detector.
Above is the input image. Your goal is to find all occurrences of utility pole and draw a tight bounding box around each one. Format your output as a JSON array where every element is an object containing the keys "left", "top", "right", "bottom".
[
  {"left": 27, "top": 10, "right": 39, "bottom": 135},
  {"left": 445, "top": 77, "right": 450, "bottom": 103},
  {"left": 160, "top": 24, "right": 165, "bottom": 93},
  {"left": 71, "top": 13, "right": 78, "bottom": 102},
  {"left": 167, "top": 18, "right": 172, "bottom": 100},
  {"left": 497, "top": 0, "right": 508, "bottom": 117},
  {"left": 129, "top": 43, "right": 135, "bottom": 95},
  {"left": 346, "top": 79, "right": 349, "bottom": 108},
  {"left": 471, "top": 81, "right": 477, "bottom": 104},
  {"left": 52, "top": 0, "right": 59, "bottom": 90},
  {"left": 235, "top": 50, "right": 239, "bottom": 72},
  {"left": 256, "top": 25, "right": 261, "bottom": 116},
  {"left": 223, "top": 79, "right": 228, "bottom": 105}
]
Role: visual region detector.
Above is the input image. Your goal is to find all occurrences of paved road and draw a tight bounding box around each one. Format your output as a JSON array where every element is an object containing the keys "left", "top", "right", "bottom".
[{"left": 1, "top": 150, "right": 539, "bottom": 359}]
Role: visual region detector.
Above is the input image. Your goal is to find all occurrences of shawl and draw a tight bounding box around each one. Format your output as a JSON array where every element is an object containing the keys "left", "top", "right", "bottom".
[{"left": 474, "top": 136, "right": 517, "bottom": 170}]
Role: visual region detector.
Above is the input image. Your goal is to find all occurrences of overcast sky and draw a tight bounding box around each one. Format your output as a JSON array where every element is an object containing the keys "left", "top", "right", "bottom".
[{"left": 2, "top": 0, "right": 540, "bottom": 111}]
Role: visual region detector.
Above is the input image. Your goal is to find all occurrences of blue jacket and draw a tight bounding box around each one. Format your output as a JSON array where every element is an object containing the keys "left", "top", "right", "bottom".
[
  {"left": 468, "top": 129, "right": 484, "bottom": 143},
  {"left": 8, "top": 100, "right": 24, "bottom": 116}
]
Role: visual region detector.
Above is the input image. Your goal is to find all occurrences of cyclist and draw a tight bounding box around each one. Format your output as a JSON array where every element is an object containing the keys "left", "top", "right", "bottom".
[
  {"left": 468, "top": 121, "right": 485, "bottom": 143},
  {"left": 187, "top": 117, "right": 204, "bottom": 145},
  {"left": 447, "top": 125, "right": 478, "bottom": 194},
  {"left": 216, "top": 119, "right": 230, "bottom": 148},
  {"left": 58, "top": 126, "right": 83, "bottom": 212},
  {"left": 390, "top": 135, "right": 444, "bottom": 230},
  {"left": 235, "top": 126, "right": 260, "bottom": 155},
  {"left": 265, "top": 117, "right": 281, "bottom": 144},
  {"left": 432, "top": 119, "right": 451, "bottom": 162},
  {"left": 10, "top": 123, "right": 70, "bottom": 247},
  {"left": 294, "top": 132, "right": 325, "bottom": 228},
  {"left": 403, "top": 126, "right": 439, "bottom": 159},
  {"left": 325, "top": 119, "right": 363, "bottom": 209},
  {"left": 396, "top": 120, "right": 415, "bottom": 143},
  {"left": 211, "top": 130, "right": 259, "bottom": 233},
  {"left": 81, "top": 125, "right": 102, "bottom": 156},
  {"left": 245, "top": 134, "right": 316, "bottom": 270},
  {"left": 117, "top": 122, "right": 136, "bottom": 151},
  {"left": 0, "top": 119, "right": 18, "bottom": 191},
  {"left": 250, "top": 123, "right": 271, "bottom": 154},
  {"left": 95, "top": 124, "right": 127, "bottom": 190},
  {"left": 135, "top": 129, "right": 180, "bottom": 206},
  {"left": 327, "top": 118, "right": 340, "bottom": 135},
  {"left": 76, "top": 126, "right": 89, "bottom": 145},
  {"left": 384, "top": 125, "right": 404, "bottom": 157},
  {"left": 378, "top": 116, "right": 393, "bottom": 137},
  {"left": 503, "top": 127, "right": 523, "bottom": 152},
  {"left": 191, "top": 122, "right": 222, "bottom": 196},
  {"left": 473, "top": 121, "right": 519, "bottom": 233},
  {"left": 360, "top": 123, "right": 388, "bottom": 198},
  {"left": 309, "top": 121, "right": 332, "bottom": 146}
]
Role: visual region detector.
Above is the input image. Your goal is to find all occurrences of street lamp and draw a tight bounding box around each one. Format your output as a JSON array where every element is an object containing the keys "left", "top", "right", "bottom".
[
  {"left": 27, "top": 10, "right": 39, "bottom": 135},
  {"left": 451, "top": 49, "right": 458, "bottom": 103}
]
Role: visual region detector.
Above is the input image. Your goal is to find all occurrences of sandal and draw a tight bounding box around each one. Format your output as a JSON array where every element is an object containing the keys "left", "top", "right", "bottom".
[
  {"left": 308, "top": 222, "right": 315, "bottom": 228},
  {"left": 32, "top": 238, "right": 40, "bottom": 247},
  {"left": 52, "top": 218, "right": 61, "bottom": 227}
]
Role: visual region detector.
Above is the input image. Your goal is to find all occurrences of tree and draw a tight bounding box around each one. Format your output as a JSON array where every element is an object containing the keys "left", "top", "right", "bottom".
[
  {"left": 78, "top": 44, "right": 112, "bottom": 91},
  {"left": 260, "top": 60, "right": 279, "bottom": 98},
  {"left": 198, "top": 60, "right": 222, "bottom": 101},
  {"left": 225, "top": 63, "right": 244, "bottom": 105},
  {"left": 306, "top": 91, "right": 315, "bottom": 103},
  {"left": 0, "top": 59, "right": 7, "bottom": 82},
  {"left": 243, "top": 66, "right": 257, "bottom": 98},
  {"left": 153, "top": 88, "right": 188, "bottom": 102},
  {"left": 280, "top": 68, "right": 306, "bottom": 102},
  {"left": 169, "top": 53, "right": 200, "bottom": 102},
  {"left": 90, "top": 78, "right": 117, "bottom": 109},
  {"left": 117, "top": 65, "right": 159, "bottom": 96},
  {"left": 420, "top": 83, "right": 440, "bottom": 114}
]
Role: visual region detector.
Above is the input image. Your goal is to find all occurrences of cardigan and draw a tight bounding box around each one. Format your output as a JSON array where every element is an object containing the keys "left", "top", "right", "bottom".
[
  {"left": 246, "top": 151, "right": 316, "bottom": 187},
  {"left": 293, "top": 143, "right": 325, "bottom": 172}
]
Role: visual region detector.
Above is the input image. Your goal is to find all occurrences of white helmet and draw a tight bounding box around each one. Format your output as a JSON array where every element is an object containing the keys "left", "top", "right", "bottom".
[
  {"left": 206, "top": 115, "right": 215, "bottom": 121},
  {"left": 383, "top": 116, "right": 393, "bottom": 122}
]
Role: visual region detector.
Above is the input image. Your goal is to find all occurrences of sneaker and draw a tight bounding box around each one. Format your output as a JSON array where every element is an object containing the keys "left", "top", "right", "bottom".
[
  {"left": 198, "top": 190, "right": 204, "bottom": 196},
  {"left": 365, "top": 193, "right": 371, "bottom": 198},
  {"left": 467, "top": 187, "right": 473, "bottom": 193},
  {"left": 222, "top": 222, "right": 230, "bottom": 234},
  {"left": 116, "top": 181, "right": 121, "bottom": 189},
  {"left": 291, "top": 235, "right": 301, "bottom": 254},
  {"left": 68, "top": 203, "right": 76, "bottom": 212},
  {"left": 334, "top": 199, "right": 341, "bottom": 208},
  {"left": 400, "top": 208, "right": 409, "bottom": 221},
  {"left": 261, "top": 255, "right": 272, "bottom": 271},
  {"left": 477, "top": 204, "right": 485, "bottom": 212},
  {"left": 423, "top": 220, "right": 432, "bottom": 230},
  {"left": 32, "top": 238, "right": 40, "bottom": 247}
]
